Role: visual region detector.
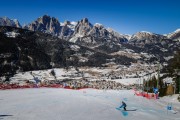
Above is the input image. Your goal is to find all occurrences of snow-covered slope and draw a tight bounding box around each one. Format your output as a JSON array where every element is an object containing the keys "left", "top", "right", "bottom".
[
  {"left": 0, "top": 88, "right": 179, "bottom": 120},
  {"left": 167, "top": 29, "right": 180, "bottom": 40}
]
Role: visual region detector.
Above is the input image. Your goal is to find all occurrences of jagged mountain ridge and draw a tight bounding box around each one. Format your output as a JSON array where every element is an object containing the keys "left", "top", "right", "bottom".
[
  {"left": 0, "top": 16, "right": 180, "bottom": 64},
  {"left": 24, "top": 15, "right": 61, "bottom": 36},
  {"left": 1, "top": 15, "right": 180, "bottom": 43},
  {"left": 2, "top": 15, "right": 124, "bottom": 43},
  {"left": 23, "top": 15, "right": 128, "bottom": 45}
]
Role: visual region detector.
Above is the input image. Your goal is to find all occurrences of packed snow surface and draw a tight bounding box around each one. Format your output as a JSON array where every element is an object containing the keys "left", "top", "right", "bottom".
[{"left": 0, "top": 88, "right": 180, "bottom": 120}]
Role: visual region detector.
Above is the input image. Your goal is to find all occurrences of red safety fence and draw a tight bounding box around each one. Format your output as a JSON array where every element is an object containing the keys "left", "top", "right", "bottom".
[{"left": 134, "top": 89, "right": 158, "bottom": 99}]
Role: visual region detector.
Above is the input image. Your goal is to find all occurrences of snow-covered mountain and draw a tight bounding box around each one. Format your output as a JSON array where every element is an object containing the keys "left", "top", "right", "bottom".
[
  {"left": 167, "top": 29, "right": 180, "bottom": 41},
  {"left": 0, "top": 17, "right": 21, "bottom": 28},
  {"left": 130, "top": 31, "right": 166, "bottom": 43}
]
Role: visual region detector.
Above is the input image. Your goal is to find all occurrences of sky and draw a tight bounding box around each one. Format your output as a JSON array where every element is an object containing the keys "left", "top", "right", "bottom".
[{"left": 0, "top": 0, "right": 180, "bottom": 35}]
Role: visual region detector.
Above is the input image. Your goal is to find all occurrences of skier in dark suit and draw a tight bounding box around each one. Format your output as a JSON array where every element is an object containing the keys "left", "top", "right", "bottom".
[
  {"left": 122, "top": 101, "right": 127, "bottom": 111},
  {"left": 121, "top": 101, "right": 127, "bottom": 111}
]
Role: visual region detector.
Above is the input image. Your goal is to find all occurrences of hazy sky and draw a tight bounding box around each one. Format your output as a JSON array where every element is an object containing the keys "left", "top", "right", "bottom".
[{"left": 0, "top": 0, "right": 180, "bottom": 34}]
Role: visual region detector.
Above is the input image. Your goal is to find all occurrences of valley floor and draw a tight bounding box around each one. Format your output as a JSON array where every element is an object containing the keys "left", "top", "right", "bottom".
[{"left": 0, "top": 88, "right": 180, "bottom": 120}]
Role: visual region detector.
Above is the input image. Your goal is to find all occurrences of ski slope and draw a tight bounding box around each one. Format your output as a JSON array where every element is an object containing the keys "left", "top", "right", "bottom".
[{"left": 0, "top": 88, "right": 180, "bottom": 120}]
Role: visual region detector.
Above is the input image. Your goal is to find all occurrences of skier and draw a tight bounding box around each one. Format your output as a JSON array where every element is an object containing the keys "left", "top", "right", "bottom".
[
  {"left": 153, "top": 87, "right": 159, "bottom": 99},
  {"left": 120, "top": 101, "right": 127, "bottom": 111}
]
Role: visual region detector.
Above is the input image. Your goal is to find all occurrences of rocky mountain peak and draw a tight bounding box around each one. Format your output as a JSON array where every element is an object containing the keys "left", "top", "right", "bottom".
[
  {"left": 0, "top": 17, "right": 21, "bottom": 28},
  {"left": 130, "top": 31, "right": 165, "bottom": 41},
  {"left": 135, "top": 31, "right": 153, "bottom": 37},
  {"left": 13, "top": 19, "right": 21, "bottom": 28},
  {"left": 64, "top": 20, "right": 71, "bottom": 25},
  {"left": 174, "top": 29, "right": 180, "bottom": 34},
  {"left": 73, "top": 18, "right": 93, "bottom": 36},
  {"left": 37, "top": 15, "right": 50, "bottom": 23},
  {"left": 94, "top": 23, "right": 104, "bottom": 29},
  {"left": 167, "top": 29, "right": 180, "bottom": 40},
  {"left": 25, "top": 15, "right": 61, "bottom": 36},
  {"left": 81, "top": 18, "right": 89, "bottom": 24},
  {"left": 58, "top": 21, "right": 76, "bottom": 40}
]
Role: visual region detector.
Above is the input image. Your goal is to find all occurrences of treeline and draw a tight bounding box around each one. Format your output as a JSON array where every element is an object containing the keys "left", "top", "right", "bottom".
[
  {"left": 143, "top": 50, "right": 180, "bottom": 97},
  {"left": 143, "top": 75, "right": 173, "bottom": 97},
  {"left": 163, "top": 50, "right": 180, "bottom": 94}
]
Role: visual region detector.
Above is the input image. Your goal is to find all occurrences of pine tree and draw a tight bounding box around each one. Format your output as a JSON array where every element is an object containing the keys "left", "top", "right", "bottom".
[
  {"left": 143, "top": 75, "right": 169, "bottom": 96},
  {"left": 159, "top": 79, "right": 166, "bottom": 97},
  {"left": 165, "top": 50, "right": 180, "bottom": 94}
]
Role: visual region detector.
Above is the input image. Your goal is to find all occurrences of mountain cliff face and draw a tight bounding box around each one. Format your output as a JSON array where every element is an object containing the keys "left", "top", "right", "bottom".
[
  {"left": 24, "top": 15, "right": 77, "bottom": 39},
  {"left": 22, "top": 15, "right": 129, "bottom": 45},
  {"left": 68, "top": 19, "right": 128, "bottom": 46},
  {"left": 73, "top": 18, "right": 93, "bottom": 36},
  {"left": 25, "top": 15, "right": 61, "bottom": 36},
  {"left": 59, "top": 21, "right": 75, "bottom": 40},
  {"left": 0, "top": 17, "right": 21, "bottom": 28}
]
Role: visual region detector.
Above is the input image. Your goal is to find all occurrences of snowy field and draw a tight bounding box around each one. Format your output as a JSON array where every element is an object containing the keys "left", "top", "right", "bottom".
[
  {"left": 8, "top": 67, "right": 161, "bottom": 86},
  {"left": 0, "top": 88, "right": 180, "bottom": 120}
]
